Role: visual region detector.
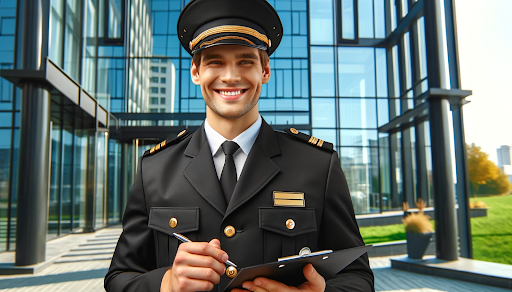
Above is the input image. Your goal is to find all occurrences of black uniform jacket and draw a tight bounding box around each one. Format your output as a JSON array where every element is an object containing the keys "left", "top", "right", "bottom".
[{"left": 105, "top": 120, "right": 374, "bottom": 292}]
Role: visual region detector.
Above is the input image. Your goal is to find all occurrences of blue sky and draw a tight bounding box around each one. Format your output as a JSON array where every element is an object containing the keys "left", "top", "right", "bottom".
[{"left": 456, "top": 0, "right": 512, "bottom": 163}]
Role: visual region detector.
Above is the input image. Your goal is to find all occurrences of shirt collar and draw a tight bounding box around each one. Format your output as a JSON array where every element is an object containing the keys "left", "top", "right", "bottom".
[{"left": 204, "top": 115, "right": 262, "bottom": 156}]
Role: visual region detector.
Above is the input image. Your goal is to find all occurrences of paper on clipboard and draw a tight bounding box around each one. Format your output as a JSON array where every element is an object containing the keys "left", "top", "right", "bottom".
[{"left": 223, "top": 245, "right": 372, "bottom": 291}]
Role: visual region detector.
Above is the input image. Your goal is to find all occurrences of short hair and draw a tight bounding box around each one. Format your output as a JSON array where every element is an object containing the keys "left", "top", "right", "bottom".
[{"left": 192, "top": 49, "right": 269, "bottom": 71}]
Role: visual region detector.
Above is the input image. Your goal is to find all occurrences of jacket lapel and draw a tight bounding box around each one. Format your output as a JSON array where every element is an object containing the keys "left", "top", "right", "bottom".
[
  {"left": 225, "top": 120, "right": 281, "bottom": 217},
  {"left": 183, "top": 123, "right": 227, "bottom": 215}
]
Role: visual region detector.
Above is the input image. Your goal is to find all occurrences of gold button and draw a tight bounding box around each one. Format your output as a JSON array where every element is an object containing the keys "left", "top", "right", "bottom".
[
  {"left": 286, "top": 219, "right": 295, "bottom": 230},
  {"left": 290, "top": 128, "right": 298, "bottom": 134},
  {"left": 177, "top": 130, "right": 187, "bottom": 137},
  {"left": 224, "top": 225, "right": 236, "bottom": 238},
  {"left": 226, "top": 266, "right": 237, "bottom": 278},
  {"left": 169, "top": 218, "right": 178, "bottom": 228}
]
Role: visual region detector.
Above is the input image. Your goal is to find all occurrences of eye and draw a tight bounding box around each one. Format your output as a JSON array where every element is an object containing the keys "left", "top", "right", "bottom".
[
  {"left": 239, "top": 60, "right": 254, "bottom": 65},
  {"left": 207, "top": 60, "right": 222, "bottom": 65}
]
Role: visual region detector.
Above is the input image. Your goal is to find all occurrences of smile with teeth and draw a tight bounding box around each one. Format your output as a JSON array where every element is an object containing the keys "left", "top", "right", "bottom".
[{"left": 216, "top": 89, "right": 246, "bottom": 96}]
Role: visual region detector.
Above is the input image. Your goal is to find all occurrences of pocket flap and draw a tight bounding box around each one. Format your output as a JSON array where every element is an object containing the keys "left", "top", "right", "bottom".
[
  {"left": 148, "top": 207, "right": 199, "bottom": 236},
  {"left": 259, "top": 208, "right": 317, "bottom": 237}
]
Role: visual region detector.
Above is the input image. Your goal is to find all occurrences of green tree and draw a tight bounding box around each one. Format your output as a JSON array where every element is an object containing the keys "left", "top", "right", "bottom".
[{"left": 467, "top": 143, "right": 499, "bottom": 197}]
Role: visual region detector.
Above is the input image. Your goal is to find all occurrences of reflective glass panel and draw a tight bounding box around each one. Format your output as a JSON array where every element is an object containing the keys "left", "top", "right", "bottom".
[
  {"left": 60, "top": 124, "right": 73, "bottom": 234},
  {"left": 376, "top": 48, "right": 388, "bottom": 97},
  {"left": 379, "top": 133, "right": 392, "bottom": 210},
  {"left": 338, "top": 47, "right": 375, "bottom": 97},
  {"left": 309, "top": 0, "right": 333, "bottom": 44},
  {"left": 311, "top": 47, "right": 335, "bottom": 97},
  {"left": 342, "top": 0, "right": 356, "bottom": 39},
  {"left": 48, "top": 122, "right": 61, "bottom": 239},
  {"left": 340, "top": 129, "right": 378, "bottom": 147},
  {"left": 339, "top": 147, "right": 380, "bottom": 214},
  {"left": 0, "top": 129, "right": 10, "bottom": 251},
  {"left": 377, "top": 98, "right": 389, "bottom": 127},
  {"left": 358, "top": 0, "right": 374, "bottom": 38},
  {"left": 312, "top": 98, "right": 335, "bottom": 128},
  {"left": 339, "top": 98, "right": 377, "bottom": 128},
  {"left": 374, "top": 0, "right": 385, "bottom": 38},
  {"left": 73, "top": 129, "right": 86, "bottom": 229}
]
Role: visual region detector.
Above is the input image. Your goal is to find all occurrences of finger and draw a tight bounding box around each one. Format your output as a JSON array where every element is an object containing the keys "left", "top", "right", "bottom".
[
  {"left": 302, "top": 264, "right": 325, "bottom": 291},
  {"left": 173, "top": 265, "right": 222, "bottom": 285},
  {"left": 173, "top": 252, "right": 226, "bottom": 276},
  {"left": 209, "top": 238, "right": 221, "bottom": 249},
  {"left": 249, "top": 277, "right": 291, "bottom": 292},
  {"left": 178, "top": 242, "right": 229, "bottom": 264}
]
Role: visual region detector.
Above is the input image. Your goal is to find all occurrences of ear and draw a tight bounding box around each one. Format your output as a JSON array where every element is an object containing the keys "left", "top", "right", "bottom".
[
  {"left": 262, "top": 60, "right": 271, "bottom": 84},
  {"left": 190, "top": 61, "right": 200, "bottom": 85}
]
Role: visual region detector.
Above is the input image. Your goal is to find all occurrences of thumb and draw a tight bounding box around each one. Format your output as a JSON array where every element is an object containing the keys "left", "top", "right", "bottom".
[
  {"left": 303, "top": 264, "right": 325, "bottom": 291},
  {"left": 209, "top": 238, "right": 221, "bottom": 249}
]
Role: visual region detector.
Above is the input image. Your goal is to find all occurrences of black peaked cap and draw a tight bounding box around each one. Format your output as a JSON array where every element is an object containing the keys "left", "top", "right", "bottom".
[{"left": 177, "top": 0, "right": 283, "bottom": 56}]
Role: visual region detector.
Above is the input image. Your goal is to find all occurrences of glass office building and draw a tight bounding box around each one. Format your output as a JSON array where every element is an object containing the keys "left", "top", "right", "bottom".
[{"left": 0, "top": 0, "right": 471, "bottom": 261}]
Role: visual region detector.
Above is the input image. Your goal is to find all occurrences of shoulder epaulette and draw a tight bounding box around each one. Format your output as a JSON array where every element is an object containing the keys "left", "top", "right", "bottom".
[
  {"left": 284, "top": 128, "right": 334, "bottom": 152},
  {"left": 143, "top": 129, "right": 192, "bottom": 157}
]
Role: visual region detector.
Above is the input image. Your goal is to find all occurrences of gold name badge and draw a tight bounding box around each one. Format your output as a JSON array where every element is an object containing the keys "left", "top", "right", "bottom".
[{"left": 273, "top": 191, "right": 305, "bottom": 207}]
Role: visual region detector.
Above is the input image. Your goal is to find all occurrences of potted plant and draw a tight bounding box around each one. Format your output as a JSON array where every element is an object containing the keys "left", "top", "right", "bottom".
[{"left": 403, "top": 198, "right": 434, "bottom": 259}]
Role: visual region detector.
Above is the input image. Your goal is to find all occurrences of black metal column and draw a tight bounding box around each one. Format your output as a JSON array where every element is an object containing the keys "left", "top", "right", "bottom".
[
  {"left": 424, "top": 0, "right": 459, "bottom": 261},
  {"left": 451, "top": 99, "right": 473, "bottom": 258},
  {"left": 428, "top": 97, "right": 459, "bottom": 261},
  {"left": 444, "top": 0, "right": 473, "bottom": 259},
  {"left": 15, "top": 0, "right": 51, "bottom": 266}
]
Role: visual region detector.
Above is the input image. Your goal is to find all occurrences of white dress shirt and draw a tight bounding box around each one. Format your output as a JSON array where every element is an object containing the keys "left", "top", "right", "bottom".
[{"left": 204, "top": 115, "right": 262, "bottom": 180}]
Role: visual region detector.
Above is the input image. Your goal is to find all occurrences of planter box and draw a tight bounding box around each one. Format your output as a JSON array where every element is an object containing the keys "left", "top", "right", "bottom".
[{"left": 470, "top": 207, "right": 488, "bottom": 218}]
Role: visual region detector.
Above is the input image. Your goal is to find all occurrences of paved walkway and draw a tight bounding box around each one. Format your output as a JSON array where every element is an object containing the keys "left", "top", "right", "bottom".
[{"left": 0, "top": 226, "right": 509, "bottom": 292}]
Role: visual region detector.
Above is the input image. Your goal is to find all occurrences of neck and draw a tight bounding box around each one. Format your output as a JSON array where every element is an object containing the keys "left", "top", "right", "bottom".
[{"left": 206, "top": 107, "right": 259, "bottom": 140}]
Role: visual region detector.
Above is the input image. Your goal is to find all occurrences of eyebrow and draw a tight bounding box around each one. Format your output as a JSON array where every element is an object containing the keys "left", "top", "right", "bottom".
[
  {"left": 235, "top": 53, "right": 259, "bottom": 60},
  {"left": 202, "top": 54, "right": 223, "bottom": 62}
]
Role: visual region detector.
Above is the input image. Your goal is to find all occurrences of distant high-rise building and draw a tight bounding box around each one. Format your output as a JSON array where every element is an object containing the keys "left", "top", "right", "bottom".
[{"left": 497, "top": 145, "right": 512, "bottom": 166}]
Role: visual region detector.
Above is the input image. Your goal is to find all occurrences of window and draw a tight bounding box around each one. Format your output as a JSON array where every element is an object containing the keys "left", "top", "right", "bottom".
[
  {"left": 160, "top": 98, "right": 166, "bottom": 104},
  {"left": 151, "top": 66, "right": 159, "bottom": 73},
  {"left": 160, "top": 108, "right": 166, "bottom": 113},
  {"left": 150, "top": 87, "right": 158, "bottom": 93},
  {"left": 160, "top": 77, "right": 166, "bottom": 84},
  {"left": 150, "top": 97, "right": 159, "bottom": 105},
  {"left": 160, "top": 87, "right": 166, "bottom": 94},
  {"left": 161, "top": 67, "right": 167, "bottom": 73},
  {"left": 150, "top": 77, "right": 158, "bottom": 83},
  {"left": 337, "top": 0, "right": 358, "bottom": 43},
  {"left": 150, "top": 109, "right": 158, "bottom": 113}
]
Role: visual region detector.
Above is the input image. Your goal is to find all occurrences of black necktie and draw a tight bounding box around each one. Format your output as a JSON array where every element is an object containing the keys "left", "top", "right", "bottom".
[{"left": 220, "top": 141, "right": 240, "bottom": 204}]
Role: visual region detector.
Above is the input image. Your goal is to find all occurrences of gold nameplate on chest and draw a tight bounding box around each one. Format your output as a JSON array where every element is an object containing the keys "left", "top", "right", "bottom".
[{"left": 273, "top": 191, "right": 305, "bottom": 207}]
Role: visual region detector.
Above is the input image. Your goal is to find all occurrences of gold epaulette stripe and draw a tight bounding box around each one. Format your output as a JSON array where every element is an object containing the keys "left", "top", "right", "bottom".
[
  {"left": 200, "top": 36, "right": 255, "bottom": 48},
  {"left": 190, "top": 25, "right": 270, "bottom": 50},
  {"left": 317, "top": 139, "right": 324, "bottom": 147}
]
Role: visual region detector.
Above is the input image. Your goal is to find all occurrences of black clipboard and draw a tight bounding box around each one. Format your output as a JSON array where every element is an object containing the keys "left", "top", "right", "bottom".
[{"left": 223, "top": 245, "right": 372, "bottom": 291}]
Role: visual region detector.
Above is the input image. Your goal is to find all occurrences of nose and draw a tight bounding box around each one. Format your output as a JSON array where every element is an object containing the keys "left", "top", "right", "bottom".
[{"left": 220, "top": 64, "right": 241, "bottom": 83}]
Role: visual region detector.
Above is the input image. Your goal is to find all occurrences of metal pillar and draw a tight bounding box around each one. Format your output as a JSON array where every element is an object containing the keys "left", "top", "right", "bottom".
[
  {"left": 15, "top": 0, "right": 51, "bottom": 266},
  {"left": 451, "top": 99, "right": 473, "bottom": 258},
  {"left": 424, "top": 0, "right": 460, "bottom": 261},
  {"left": 428, "top": 98, "right": 459, "bottom": 261}
]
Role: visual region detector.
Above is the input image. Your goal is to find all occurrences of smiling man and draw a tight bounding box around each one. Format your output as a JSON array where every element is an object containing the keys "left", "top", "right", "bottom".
[{"left": 104, "top": 0, "right": 374, "bottom": 292}]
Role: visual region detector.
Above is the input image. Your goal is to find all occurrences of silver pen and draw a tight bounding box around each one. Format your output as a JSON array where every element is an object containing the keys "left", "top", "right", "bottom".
[{"left": 172, "top": 233, "right": 238, "bottom": 267}]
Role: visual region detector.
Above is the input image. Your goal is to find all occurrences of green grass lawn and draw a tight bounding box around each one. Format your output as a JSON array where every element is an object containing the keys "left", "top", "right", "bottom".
[{"left": 359, "top": 195, "right": 512, "bottom": 265}]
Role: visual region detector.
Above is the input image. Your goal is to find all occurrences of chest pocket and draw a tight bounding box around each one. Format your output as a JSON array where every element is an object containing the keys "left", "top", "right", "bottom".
[
  {"left": 148, "top": 207, "right": 199, "bottom": 267},
  {"left": 259, "top": 207, "right": 317, "bottom": 263}
]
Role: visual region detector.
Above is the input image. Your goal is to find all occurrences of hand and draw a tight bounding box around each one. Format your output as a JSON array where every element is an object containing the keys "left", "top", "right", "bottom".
[
  {"left": 232, "top": 264, "right": 325, "bottom": 292},
  {"left": 161, "top": 239, "right": 229, "bottom": 292}
]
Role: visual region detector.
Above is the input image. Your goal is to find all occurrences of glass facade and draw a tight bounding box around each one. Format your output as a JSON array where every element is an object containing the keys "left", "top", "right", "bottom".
[{"left": 0, "top": 0, "right": 469, "bottom": 256}]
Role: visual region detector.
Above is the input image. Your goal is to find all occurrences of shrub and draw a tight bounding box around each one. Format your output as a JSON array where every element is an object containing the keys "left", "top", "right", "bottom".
[{"left": 402, "top": 198, "right": 433, "bottom": 234}]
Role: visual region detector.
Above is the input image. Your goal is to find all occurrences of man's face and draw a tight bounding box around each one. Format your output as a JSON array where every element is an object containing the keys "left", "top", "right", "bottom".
[{"left": 191, "top": 45, "right": 271, "bottom": 120}]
